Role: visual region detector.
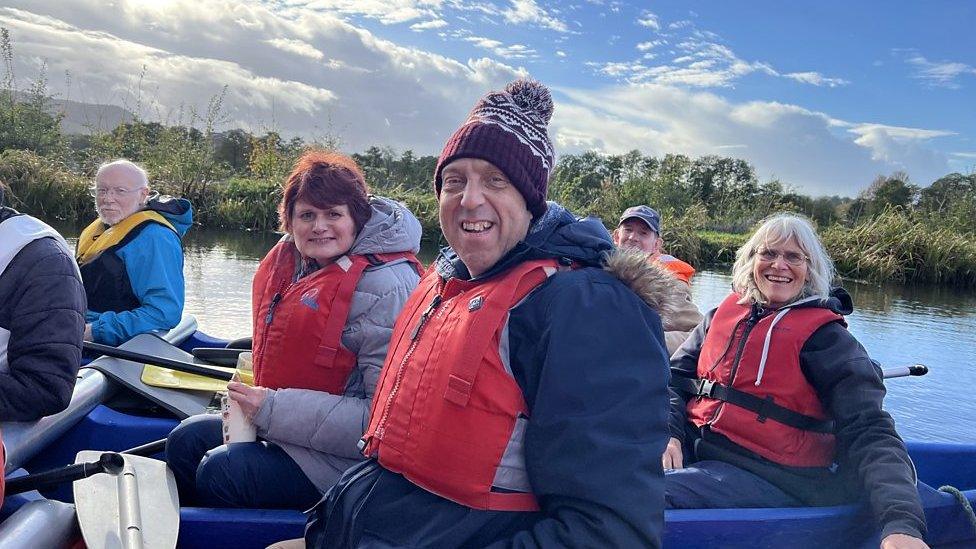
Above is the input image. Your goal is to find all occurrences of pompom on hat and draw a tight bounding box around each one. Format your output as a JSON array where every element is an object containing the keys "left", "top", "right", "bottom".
[{"left": 434, "top": 79, "right": 555, "bottom": 219}]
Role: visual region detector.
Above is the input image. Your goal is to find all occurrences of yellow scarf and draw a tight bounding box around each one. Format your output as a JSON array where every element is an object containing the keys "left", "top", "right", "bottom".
[{"left": 76, "top": 210, "right": 176, "bottom": 266}]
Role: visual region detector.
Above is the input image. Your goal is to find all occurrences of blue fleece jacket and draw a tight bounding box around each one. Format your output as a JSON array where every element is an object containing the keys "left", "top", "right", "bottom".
[
  {"left": 307, "top": 202, "right": 672, "bottom": 548},
  {"left": 87, "top": 197, "right": 192, "bottom": 345}
]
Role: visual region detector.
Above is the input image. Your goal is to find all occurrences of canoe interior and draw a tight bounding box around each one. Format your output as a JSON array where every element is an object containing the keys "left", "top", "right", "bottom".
[{"left": 3, "top": 341, "right": 975, "bottom": 549}]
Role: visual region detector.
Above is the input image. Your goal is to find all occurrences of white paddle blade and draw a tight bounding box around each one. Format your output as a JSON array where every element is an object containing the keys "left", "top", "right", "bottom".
[{"left": 73, "top": 450, "right": 180, "bottom": 549}]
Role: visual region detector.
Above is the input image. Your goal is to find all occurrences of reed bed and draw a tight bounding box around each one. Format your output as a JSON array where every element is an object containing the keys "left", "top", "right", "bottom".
[{"left": 824, "top": 209, "right": 976, "bottom": 287}]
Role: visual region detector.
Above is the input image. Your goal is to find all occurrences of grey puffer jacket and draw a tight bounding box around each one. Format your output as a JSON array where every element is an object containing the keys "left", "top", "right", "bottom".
[{"left": 251, "top": 196, "right": 423, "bottom": 491}]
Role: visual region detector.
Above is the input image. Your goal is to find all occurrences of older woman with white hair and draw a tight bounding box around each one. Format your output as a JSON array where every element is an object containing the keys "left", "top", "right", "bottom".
[
  {"left": 665, "top": 213, "right": 928, "bottom": 549},
  {"left": 76, "top": 159, "right": 193, "bottom": 345}
]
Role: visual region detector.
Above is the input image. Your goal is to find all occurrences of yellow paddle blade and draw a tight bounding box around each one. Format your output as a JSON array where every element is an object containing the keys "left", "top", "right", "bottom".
[{"left": 140, "top": 364, "right": 248, "bottom": 392}]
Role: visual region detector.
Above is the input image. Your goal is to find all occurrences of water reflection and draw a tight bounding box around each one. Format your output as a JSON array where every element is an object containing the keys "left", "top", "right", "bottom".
[{"left": 182, "top": 229, "right": 283, "bottom": 261}]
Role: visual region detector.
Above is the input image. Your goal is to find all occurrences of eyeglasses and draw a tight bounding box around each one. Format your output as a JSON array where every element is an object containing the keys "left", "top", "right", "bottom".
[
  {"left": 88, "top": 186, "right": 144, "bottom": 198},
  {"left": 755, "top": 248, "right": 808, "bottom": 266}
]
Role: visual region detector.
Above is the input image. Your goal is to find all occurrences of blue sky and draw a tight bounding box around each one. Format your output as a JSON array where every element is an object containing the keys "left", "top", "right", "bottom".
[{"left": 1, "top": 0, "right": 973, "bottom": 196}]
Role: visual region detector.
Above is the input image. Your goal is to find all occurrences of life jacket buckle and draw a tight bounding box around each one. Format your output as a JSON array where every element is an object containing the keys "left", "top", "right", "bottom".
[{"left": 695, "top": 379, "right": 716, "bottom": 400}]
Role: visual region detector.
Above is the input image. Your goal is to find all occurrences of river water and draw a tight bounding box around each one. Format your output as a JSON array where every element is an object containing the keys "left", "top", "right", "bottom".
[{"left": 130, "top": 229, "right": 976, "bottom": 444}]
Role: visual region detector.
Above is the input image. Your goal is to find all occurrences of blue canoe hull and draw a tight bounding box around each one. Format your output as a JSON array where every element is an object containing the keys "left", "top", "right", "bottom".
[
  {"left": 4, "top": 327, "right": 975, "bottom": 548},
  {"left": 5, "top": 403, "right": 975, "bottom": 548}
]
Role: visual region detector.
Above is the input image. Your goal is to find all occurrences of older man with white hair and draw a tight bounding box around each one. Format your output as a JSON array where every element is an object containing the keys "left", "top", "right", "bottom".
[{"left": 76, "top": 159, "right": 193, "bottom": 345}]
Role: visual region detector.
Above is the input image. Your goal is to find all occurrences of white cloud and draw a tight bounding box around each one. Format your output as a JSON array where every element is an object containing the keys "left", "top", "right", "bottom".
[
  {"left": 550, "top": 84, "right": 951, "bottom": 195},
  {"left": 264, "top": 38, "right": 324, "bottom": 60},
  {"left": 502, "top": 0, "right": 569, "bottom": 33},
  {"left": 636, "top": 39, "right": 664, "bottom": 52},
  {"left": 784, "top": 71, "right": 849, "bottom": 88},
  {"left": 555, "top": 50, "right": 567, "bottom": 58},
  {"left": 410, "top": 18, "right": 447, "bottom": 30},
  {"left": 294, "top": 0, "right": 443, "bottom": 25},
  {"left": 462, "top": 34, "right": 537, "bottom": 59},
  {"left": 904, "top": 51, "right": 976, "bottom": 89},
  {"left": 636, "top": 11, "right": 659, "bottom": 30},
  {"left": 0, "top": 1, "right": 524, "bottom": 152},
  {"left": 591, "top": 35, "right": 846, "bottom": 91}
]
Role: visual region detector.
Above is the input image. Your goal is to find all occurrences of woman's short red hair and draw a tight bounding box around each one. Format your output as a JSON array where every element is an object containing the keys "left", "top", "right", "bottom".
[{"left": 278, "top": 150, "right": 371, "bottom": 234}]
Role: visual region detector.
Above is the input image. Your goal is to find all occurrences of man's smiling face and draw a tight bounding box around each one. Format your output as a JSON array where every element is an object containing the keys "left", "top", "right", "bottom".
[{"left": 438, "top": 157, "right": 532, "bottom": 277}]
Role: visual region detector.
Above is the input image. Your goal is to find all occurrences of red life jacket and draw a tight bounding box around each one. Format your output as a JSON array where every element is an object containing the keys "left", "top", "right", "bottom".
[
  {"left": 360, "top": 258, "right": 568, "bottom": 512},
  {"left": 251, "top": 241, "right": 422, "bottom": 392},
  {"left": 686, "top": 292, "right": 842, "bottom": 467},
  {"left": 656, "top": 254, "right": 695, "bottom": 285}
]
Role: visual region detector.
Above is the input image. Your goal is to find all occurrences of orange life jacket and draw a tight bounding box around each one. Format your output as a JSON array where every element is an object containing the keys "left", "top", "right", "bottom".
[
  {"left": 656, "top": 254, "right": 695, "bottom": 285},
  {"left": 360, "top": 258, "right": 568, "bottom": 512},
  {"left": 686, "top": 293, "right": 841, "bottom": 467},
  {"left": 251, "top": 241, "right": 422, "bottom": 392}
]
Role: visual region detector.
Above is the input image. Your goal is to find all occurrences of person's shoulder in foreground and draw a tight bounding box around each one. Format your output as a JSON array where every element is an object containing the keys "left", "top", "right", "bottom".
[{"left": 0, "top": 199, "right": 85, "bottom": 421}]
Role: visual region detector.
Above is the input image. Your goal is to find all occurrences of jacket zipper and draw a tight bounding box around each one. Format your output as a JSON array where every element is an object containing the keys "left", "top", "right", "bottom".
[
  {"left": 362, "top": 292, "right": 443, "bottom": 450},
  {"left": 708, "top": 312, "right": 759, "bottom": 424},
  {"left": 254, "top": 278, "right": 289, "bottom": 371}
]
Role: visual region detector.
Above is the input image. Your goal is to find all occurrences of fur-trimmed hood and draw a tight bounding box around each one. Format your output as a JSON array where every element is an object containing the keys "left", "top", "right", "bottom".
[{"left": 605, "top": 248, "right": 700, "bottom": 333}]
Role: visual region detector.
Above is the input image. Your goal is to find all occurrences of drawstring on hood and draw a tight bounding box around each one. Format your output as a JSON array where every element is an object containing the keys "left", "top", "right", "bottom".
[{"left": 754, "top": 295, "right": 827, "bottom": 386}]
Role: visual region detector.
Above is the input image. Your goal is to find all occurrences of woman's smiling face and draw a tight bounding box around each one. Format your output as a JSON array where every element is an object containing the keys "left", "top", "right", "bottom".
[
  {"left": 290, "top": 200, "right": 357, "bottom": 265},
  {"left": 752, "top": 237, "right": 809, "bottom": 308}
]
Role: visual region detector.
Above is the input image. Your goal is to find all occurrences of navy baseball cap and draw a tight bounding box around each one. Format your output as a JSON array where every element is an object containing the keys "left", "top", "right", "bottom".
[{"left": 619, "top": 205, "right": 661, "bottom": 234}]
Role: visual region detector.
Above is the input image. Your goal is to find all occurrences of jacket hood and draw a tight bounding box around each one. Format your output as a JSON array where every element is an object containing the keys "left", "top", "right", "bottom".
[
  {"left": 763, "top": 287, "right": 854, "bottom": 316},
  {"left": 349, "top": 195, "right": 422, "bottom": 256},
  {"left": 604, "top": 248, "right": 697, "bottom": 328},
  {"left": 0, "top": 206, "right": 20, "bottom": 225},
  {"left": 146, "top": 194, "right": 193, "bottom": 237},
  {"left": 435, "top": 201, "right": 613, "bottom": 280}
]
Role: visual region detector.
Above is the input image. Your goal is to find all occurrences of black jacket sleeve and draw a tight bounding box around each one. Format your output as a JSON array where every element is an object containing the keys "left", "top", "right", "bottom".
[
  {"left": 494, "top": 268, "right": 671, "bottom": 548},
  {"left": 668, "top": 307, "right": 715, "bottom": 440},
  {"left": 800, "top": 322, "right": 926, "bottom": 540},
  {"left": 0, "top": 238, "right": 86, "bottom": 420}
]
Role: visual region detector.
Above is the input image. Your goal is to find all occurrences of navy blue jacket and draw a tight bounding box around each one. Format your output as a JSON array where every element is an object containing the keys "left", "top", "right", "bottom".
[
  {"left": 307, "top": 202, "right": 673, "bottom": 548},
  {"left": 0, "top": 207, "right": 86, "bottom": 420}
]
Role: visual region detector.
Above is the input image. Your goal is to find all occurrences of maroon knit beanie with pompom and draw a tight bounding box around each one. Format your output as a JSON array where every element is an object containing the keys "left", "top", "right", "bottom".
[{"left": 434, "top": 79, "right": 555, "bottom": 219}]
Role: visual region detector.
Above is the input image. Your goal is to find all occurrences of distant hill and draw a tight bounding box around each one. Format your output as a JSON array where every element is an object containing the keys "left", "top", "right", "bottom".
[
  {"left": 7, "top": 91, "right": 138, "bottom": 134},
  {"left": 51, "top": 97, "right": 138, "bottom": 134}
]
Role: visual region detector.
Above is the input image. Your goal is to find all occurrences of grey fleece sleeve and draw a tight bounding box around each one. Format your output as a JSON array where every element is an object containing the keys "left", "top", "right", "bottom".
[
  {"left": 663, "top": 287, "right": 704, "bottom": 355},
  {"left": 252, "top": 265, "right": 417, "bottom": 460}
]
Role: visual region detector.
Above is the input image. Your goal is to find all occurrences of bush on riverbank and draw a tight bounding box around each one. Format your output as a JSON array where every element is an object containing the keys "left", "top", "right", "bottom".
[{"left": 0, "top": 149, "right": 92, "bottom": 221}]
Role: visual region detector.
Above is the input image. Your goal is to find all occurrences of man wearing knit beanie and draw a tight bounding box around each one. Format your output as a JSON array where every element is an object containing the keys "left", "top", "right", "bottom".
[{"left": 303, "top": 79, "right": 677, "bottom": 549}]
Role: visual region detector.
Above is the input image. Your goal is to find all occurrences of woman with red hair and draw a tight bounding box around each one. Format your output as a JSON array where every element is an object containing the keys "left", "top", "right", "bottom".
[{"left": 165, "top": 151, "right": 423, "bottom": 509}]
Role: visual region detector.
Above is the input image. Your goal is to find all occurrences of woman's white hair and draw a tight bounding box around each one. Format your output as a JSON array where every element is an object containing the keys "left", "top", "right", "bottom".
[
  {"left": 95, "top": 159, "right": 150, "bottom": 189},
  {"left": 730, "top": 212, "right": 835, "bottom": 306}
]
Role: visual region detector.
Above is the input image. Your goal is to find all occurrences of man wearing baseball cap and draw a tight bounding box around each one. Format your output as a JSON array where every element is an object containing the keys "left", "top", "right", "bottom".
[
  {"left": 614, "top": 205, "right": 696, "bottom": 284},
  {"left": 614, "top": 204, "right": 703, "bottom": 352},
  {"left": 299, "top": 80, "right": 686, "bottom": 548}
]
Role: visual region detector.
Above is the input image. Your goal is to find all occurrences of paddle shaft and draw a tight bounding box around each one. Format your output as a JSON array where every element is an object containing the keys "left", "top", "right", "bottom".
[
  {"left": 4, "top": 453, "right": 124, "bottom": 496},
  {"left": 84, "top": 341, "right": 234, "bottom": 381},
  {"left": 882, "top": 364, "right": 929, "bottom": 379}
]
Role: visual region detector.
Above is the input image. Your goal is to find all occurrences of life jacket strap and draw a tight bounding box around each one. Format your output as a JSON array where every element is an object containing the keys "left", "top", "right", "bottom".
[{"left": 673, "top": 375, "right": 835, "bottom": 434}]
